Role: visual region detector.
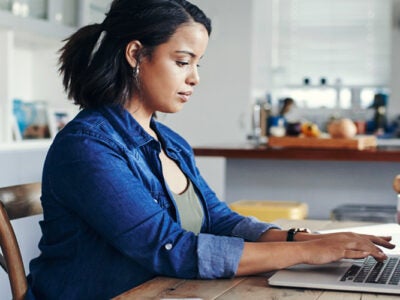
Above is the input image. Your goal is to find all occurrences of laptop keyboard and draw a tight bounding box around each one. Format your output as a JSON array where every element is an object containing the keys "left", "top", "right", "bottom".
[{"left": 341, "top": 256, "right": 400, "bottom": 285}]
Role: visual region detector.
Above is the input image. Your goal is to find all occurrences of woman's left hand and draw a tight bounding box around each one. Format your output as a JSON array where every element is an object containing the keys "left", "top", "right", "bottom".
[{"left": 311, "top": 232, "right": 395, "bottom": 250}]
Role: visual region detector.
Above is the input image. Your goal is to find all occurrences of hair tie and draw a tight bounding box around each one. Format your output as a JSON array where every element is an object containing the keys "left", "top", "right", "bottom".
[{"left": 88, "top": 29, "right": 107, "bottom": 66}]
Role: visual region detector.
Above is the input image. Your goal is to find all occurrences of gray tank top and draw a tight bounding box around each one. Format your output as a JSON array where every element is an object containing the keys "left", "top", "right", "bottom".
[{"left": 172, "top": 180, "right": 204, "bottom": 234}]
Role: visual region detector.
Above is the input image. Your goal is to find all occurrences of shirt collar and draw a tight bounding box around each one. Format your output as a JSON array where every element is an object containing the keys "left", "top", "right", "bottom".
[
  {"left": 99, "top": 106, "right": 180, "bottom": 153},
  {"left": 100, "top": 105, "right": 154, "bottom": 149}
]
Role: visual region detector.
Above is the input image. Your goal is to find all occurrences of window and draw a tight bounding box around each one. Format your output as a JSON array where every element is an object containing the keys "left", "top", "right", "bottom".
[{"left": 271, "top": 0, "right": 392, "bottom": 109}]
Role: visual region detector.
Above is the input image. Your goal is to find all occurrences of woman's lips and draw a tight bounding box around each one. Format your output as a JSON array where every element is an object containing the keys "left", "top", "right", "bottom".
[{"left": 178, "top": 92, "right": 192, "bottom": 102}]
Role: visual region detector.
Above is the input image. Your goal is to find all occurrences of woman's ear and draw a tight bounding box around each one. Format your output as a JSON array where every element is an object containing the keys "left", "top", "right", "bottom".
[{"left": 125, "top": 40, "right": 143, "bottom": 67}]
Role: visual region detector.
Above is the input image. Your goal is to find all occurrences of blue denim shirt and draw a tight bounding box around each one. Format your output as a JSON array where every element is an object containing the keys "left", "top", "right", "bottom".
[{"left": 28, "top": 106, "right": 279, "bottom": 299}]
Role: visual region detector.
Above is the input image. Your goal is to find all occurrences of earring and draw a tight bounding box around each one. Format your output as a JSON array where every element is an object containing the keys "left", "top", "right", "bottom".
[{"left": 133, "top": 65, "right": 140, "bottom": 78}]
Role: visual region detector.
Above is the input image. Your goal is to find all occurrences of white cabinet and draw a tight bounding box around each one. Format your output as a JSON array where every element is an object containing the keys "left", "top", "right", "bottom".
[{"left": 0, "top": 0, "right": 110, "bottom": 145}]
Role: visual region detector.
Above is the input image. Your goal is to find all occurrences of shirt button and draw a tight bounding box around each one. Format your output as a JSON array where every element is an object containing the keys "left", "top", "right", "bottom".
[
  {"left": 165, "top": 243, "right": 173, "bottom": 250},
  {"left": 153, "top": 199, "right": 158, "bottom": 204}
]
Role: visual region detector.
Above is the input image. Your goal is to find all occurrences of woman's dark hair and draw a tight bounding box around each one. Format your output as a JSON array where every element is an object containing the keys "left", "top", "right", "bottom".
[{"left": 59, "top": 0, "right": 212, "bottom": 108}]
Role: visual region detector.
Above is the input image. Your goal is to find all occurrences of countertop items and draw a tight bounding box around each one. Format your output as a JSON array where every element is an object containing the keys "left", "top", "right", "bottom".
[
  {"left": 327, "top": 118, "right": 357, "bottom": 139},
  {"left": 268, "top": 135, "right": 377, "bottom": 150}
]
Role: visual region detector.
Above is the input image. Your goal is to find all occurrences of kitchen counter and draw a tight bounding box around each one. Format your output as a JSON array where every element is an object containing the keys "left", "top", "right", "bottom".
[
  {"left": 192, "top": 142, "right": 400, "bottom": 219},
  {"left": 193, "top": 144, "right": 400, "bottom": 162}
]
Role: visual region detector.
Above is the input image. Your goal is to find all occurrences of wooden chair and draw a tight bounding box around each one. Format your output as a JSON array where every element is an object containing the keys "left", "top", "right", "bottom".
[
  {"left": 0, "top": 182, "right": 42, "bottom": 299},
  {"left": 0, "top": 201, "right": 28, "bottom": 300}
]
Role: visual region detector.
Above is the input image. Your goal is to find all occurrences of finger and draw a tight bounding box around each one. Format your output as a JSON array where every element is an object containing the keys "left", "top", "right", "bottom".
[
  {"left": 367, "top": 236, "right": 396, "bottom": 249},
  {"left": 365, "top": 245, "right": 388, "bottom": 261},
  {"left": 343, "top": 250, "right": 370, "bottom": 260},
  {"left": 375, "top": 236, "right": 393, "bottom": 243},
  {"left": 370, "top": 251, "right": 387, "bottom": 262},
  {"left": 347, "top": 238, "right": 388, "bottom": 260},
  {"left": 344, "top": 250, "right": 387, "bottom": 262},
  {"left": 358, "top": 234, "right": 395, "bottom": 249}
]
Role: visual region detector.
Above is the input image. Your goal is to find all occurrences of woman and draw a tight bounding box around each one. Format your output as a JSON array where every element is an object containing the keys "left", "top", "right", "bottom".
[{"left": 27, "top": 0, "right": 394, "bottom": 299}]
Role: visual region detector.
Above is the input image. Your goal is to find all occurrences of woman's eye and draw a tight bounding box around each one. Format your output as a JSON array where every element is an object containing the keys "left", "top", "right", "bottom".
[{"left": 176, "top": 61, "right": 189, "bottom": 67}]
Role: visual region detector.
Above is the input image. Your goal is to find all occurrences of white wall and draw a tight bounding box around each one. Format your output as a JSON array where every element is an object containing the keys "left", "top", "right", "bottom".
[
  {"left": 0, "top": 144, "right": 48, "bottom": 187},
  {"left": 32, "top": 46, "right": 70, "bottom": 109},
  {"left": 163, "top": 0, "right": 253, "bottom": 146},
  {"left": 390, "top": 0, "right": 400, "bottom": 119},
  {"left": 12, "top": 48, "right": 33, "bottom": 101},
  {"left": 251, "top": 0, "right": 274, "bottom": 98},
  {"left": 0, "top": 214, "right": 43, "bottom": 299}
]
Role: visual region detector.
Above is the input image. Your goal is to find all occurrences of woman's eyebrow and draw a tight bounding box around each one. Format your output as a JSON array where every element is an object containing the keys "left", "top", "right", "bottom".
[{"left": 175, "top": 50, "right": 203, "bottom": 59}]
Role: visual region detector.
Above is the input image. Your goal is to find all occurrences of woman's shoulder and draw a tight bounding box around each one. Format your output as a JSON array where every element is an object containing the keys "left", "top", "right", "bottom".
[
  {"left": 52, "top": 108, "right": 127, "bottom": 151},
  {"left": 57, "top": 110, "right": 109, "bottom": 139}
]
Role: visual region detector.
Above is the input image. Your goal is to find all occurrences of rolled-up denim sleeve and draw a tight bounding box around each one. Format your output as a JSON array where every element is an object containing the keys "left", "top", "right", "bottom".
[
  {"left": 196, "top": 218, "right": 281, "bottom": 279},
  {"left": 197, "top": 233, "right": 244, "bottom": 278},
  {"left": 231, "top": 217, "right": 281, "bottom": 241}
]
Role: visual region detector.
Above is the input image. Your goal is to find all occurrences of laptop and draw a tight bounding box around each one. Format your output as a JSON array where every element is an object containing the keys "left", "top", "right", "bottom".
[{"left": 268, "top": 223, "right": 400, "bottom": 295}]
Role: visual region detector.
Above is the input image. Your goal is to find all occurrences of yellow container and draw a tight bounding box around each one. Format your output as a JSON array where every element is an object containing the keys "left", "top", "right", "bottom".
[{"left": 229, "top": 200, "right": 308, "bottom": 222}]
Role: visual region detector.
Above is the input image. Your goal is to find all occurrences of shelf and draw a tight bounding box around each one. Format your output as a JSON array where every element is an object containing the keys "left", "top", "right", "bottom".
[
  {"left": 0, "top": 139, "right": 51, "bottom": 152},
  {"left": 0, "top": 2, "right": 91, "bottom": 145},
  {"left": 0, "top": 9, "right": 76, "bottom": 48}
]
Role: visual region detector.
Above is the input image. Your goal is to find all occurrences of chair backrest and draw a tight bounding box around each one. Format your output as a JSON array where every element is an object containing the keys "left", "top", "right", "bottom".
[
  {"left": 0, "top": 201, "right": 28, "bottom": 300},
  {"left": 0, "top": 182, "right": 42, "bottom": 220},
  {"left": 0, "top": 182, "right": 42, "bottom": 300}
]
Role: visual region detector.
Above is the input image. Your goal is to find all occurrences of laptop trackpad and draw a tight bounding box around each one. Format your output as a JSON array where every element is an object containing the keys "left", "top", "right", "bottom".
[{"left": 269, "top": 260, "right": 353, "bottom": 287}]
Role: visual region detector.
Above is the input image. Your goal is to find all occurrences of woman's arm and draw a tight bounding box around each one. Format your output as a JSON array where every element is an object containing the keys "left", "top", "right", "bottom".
[
  {"left": 258, "top": 228, "right": 394, "bottom": 244},
  {"left": 235, "top": 229, "right": 395, "bottom": 276}
]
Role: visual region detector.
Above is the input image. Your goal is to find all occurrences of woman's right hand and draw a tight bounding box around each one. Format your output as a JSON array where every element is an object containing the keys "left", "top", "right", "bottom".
[
  {"left": 237, "top": 230, "right": 395, "bottom": 276},
  {"left": 299, "top": 232, "right": 393, "bottom": 265}
]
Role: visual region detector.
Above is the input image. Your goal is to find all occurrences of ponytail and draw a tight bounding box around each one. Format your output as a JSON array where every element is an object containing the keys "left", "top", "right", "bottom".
[{"left": 59, "top": 24, "right": 108, "bottom": 108}]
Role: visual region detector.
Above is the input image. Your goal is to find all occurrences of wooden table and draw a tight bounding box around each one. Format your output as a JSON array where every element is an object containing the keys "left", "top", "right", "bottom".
[{"left": 113, "top": 219, "right": 399, "bottom": 300}]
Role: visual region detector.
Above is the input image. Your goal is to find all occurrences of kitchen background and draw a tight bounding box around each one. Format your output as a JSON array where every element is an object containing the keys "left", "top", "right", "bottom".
[{"left": 0, "top": 0, "right": 400, "bottom": 218}]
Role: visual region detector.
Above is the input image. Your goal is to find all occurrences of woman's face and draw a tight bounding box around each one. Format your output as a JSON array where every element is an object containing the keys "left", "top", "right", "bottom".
[{"left": 136, "top": 22, "right": 209, "bottom": 115}]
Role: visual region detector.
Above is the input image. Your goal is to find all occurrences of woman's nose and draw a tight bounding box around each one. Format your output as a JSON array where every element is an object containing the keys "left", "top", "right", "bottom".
[{"left": 187, "top": 66, "right": 200, "bottom": 86}]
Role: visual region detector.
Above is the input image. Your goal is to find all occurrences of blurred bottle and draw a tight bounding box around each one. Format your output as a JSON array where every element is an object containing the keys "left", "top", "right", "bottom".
[
  {"left": 248, "top": 94, "right": 271, "bottom": 144},
  {"left": 251, "top": 101, "right": 261, "bottom": 140},
  {"left": 269, "top": 117, "right": 286, "bottom": 137},
  {"left": 260, "top": 95, "right": 272, "bottom": 137},
  {"left": 278, "top": 98, "right": 295, "bottom": 117},
  {"left": 23, "top": 101, "right": 50, "bottom": 139},
  {"left": 370, "top": 92, "right": 388, "bottom": 135},
  {"left": 13, "top": 99, "right": 27, "bottom": 134}
]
